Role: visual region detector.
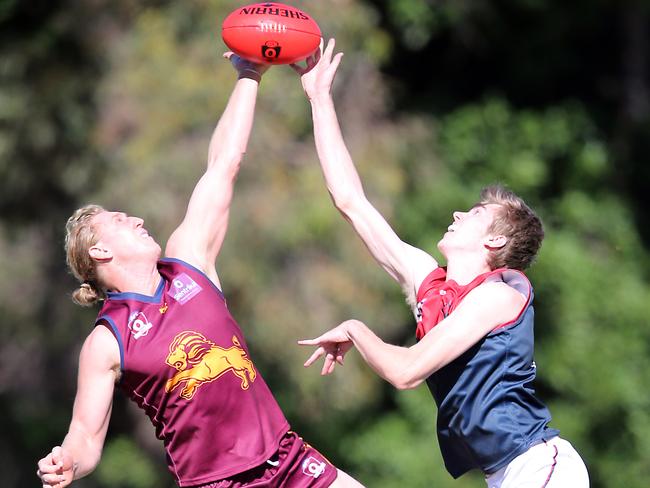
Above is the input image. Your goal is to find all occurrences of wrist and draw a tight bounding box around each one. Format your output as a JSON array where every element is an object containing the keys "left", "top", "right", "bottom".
[
  {"left": 238, "top": 68, "right": 262, "bottom": 83},
  {"left": 308, "top": 94, "right": 334, "bottom": 107},
  {"left": 343, "top": 319, "right": 363, "bottom": 340}
]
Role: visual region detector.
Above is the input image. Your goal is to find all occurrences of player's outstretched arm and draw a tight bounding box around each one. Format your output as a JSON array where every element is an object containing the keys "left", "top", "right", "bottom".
[
  {"left": 166, "top": 54, "right": 269, "bottom": 286},
  {"left": 37, "top": 326, "right": 119, "bottom": 487},
  {"left": 300, "top": 282, "right": 525, "bottom": 388},
  {"left": 293, "top": 39, "right": 437, "bottom": 304}
]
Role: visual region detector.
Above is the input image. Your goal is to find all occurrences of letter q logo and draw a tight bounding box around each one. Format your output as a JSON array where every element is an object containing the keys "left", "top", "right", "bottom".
[
  {"left": 301, "top": 456, "right": 325, "bottom": 479},
  {"left": 261, "top": 41, "right": 281, "bottom": 60}
]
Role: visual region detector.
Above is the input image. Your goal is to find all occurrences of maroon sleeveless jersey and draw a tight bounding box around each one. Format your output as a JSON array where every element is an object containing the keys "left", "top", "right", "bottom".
[{"left": 96, "top": 258, "right": 289, "bottom": 486}]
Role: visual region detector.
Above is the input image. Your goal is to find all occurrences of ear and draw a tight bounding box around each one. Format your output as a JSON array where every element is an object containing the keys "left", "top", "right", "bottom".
[
  {"left": 89, "top": 244, "right": 113, "bottom": 262},
  {"left": 484, "top": 234, "right": 507, "bottom": 249}
]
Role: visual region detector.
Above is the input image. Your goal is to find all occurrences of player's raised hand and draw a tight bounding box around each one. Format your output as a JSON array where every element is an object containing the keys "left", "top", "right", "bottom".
[
  {"left": 37, "top": 446, "right": 75, "bottom": 488},
  {"left": 223, "top": 51, "right": 270, "bottom": 82},
  {"left": 298, "top": 320, "right": 355, "bottom": 375},
  {"left": 291, "top": 38, "right": 343, "bottom": 101}
]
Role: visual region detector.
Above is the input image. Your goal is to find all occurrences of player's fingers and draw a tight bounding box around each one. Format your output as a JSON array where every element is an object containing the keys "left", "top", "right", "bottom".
[
  {"left": 289, "top": 62, "right": 305, "bottom": 75},
  {"left": 37, "top": 466, "right": 58, "bottom": 476},
  {"left": 326, "top": 354, "right": 337, "bottom": 374},
  {"left": 297, "top": 338, "right": 319, "bottom": 346},
  {"left": 51, "top": 447, "right": 64, "bottom": 468},
  {"left": 312, "top": 46, "right": 322, "bottom": 65},
  {"left": 37, "top": 458, "right": 58, "bottom": 474},
  {"left": 303, "top": 347, "right": 325, "bottom": 367},
  {"left": 299, "top": 332, "right": 331, "bottom": 345},
  {"left": 322, "top": 354, "right": 335, "bottom": 375},
  {"left": 329, "top": 52, "right": 344, "bottom": 74},
  {"left": 40, "top": 471, "right": 64, "bottom": 485},
  {"left": 323, "top": 38, "right": 335, "bottom": 61}
]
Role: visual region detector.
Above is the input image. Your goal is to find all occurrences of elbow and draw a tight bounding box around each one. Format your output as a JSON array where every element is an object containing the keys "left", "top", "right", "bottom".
[
  {"left": 208, "top": 152, "right": 244, "bottom": 181},
  {"left": 328, "top": 189, "right": 365, "bottom": 217},
  {"left": 388, "top": 368, "right": 425, "bottom": 391},
  {"left": 392, "top": 376, "right": 424, "bottom": 391},
  {"left": 208, "top": 149, "right": 245, "bottom": 174}
]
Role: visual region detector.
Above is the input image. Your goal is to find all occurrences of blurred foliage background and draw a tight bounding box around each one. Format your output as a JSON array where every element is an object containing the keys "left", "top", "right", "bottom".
[{"left": 1, "top": 0, "right": 649, "bottom": 487}]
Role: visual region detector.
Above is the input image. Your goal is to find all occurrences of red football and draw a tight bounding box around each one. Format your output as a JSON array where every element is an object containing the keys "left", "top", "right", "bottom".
[{"left": 221, "top": 2, "right": 321, "bottom": 65}]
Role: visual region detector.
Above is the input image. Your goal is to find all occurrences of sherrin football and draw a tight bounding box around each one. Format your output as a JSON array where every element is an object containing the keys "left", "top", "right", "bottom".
[{"left": 221, "top": 2, "right": 321, "bottom": 65}]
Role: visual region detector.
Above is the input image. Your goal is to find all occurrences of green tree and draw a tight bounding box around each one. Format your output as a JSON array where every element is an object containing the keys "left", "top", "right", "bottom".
[{"left": 3, "top": 1, "right": 649, "bottom": 487}]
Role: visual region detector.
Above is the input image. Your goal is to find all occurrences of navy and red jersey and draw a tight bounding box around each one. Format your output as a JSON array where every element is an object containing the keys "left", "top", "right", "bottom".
[
  {"left": 415, "top": 267, "right": 559, "bottom": 478},
  {"left": 96, "top": 258, "right": 289, "bottom": 487}
]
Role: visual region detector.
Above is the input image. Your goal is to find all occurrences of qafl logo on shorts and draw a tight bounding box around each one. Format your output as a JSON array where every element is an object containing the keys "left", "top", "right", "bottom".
[
  {"left": 301, "top": 456, "right": 326, "bottom": 479},
  {"left": 261, "top": 40, "right": 282, "bottom": 61}
]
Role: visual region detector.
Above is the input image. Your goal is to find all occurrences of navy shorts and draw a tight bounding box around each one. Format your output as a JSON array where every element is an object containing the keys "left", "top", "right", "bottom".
[{"left": 199, "top": 431, "right": 338, "bottom": 488}]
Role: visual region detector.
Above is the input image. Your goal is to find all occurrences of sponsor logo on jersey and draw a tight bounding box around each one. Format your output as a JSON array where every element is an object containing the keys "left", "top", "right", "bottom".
[
  {"left": 168, "top": 273, "right": 202, "bottom": 304},
  {"left": 164, "top": 331, "right": 257, "bottom": 400},
  {"left": 127, "top": 311, "right": 153, "bottom": 339},
  {"left": 302, "top": 456, "right": 326, "bottom": 479}
]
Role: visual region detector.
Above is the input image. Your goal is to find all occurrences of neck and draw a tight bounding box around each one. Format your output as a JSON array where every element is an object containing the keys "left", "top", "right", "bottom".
[
  {"left": 102, "top": 258, "right": 161, "bottom": 295},
  {"left": 444, "top": 253, "right": 492, "bottom": 285}
]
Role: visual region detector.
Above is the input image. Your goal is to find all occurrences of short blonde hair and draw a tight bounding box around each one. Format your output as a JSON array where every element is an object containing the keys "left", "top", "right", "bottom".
[
  {"left": 480, "top": 185, "right": 544, "bottom": 271},
  {"left": 65, "top": 204, "right": 106, "bottom": 306}
]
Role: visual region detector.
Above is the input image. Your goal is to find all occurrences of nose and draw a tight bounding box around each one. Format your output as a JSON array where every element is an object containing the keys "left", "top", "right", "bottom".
[
  {"left": 453, "top": 211, "right": 463, "bottom": 222},
  {"left": 131, "top": 216, "right": 144, "bottom": 227}
]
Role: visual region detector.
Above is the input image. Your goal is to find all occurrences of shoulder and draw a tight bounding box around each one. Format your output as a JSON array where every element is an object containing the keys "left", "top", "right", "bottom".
[
  {"left": 80, "top": 325, "right": 121, "bottom": 373},
  {"left": 472, "top": 279, "right": 526, "bottom": 304},
  {"left": 458, "top": 280, "right": 527, "bottom": 328},
  {"left": 415, "top": 267, "right": 446, "bottom": 300},
  {"left": 159, "top": 257, "right": 222, "bottom": 289},
  {"left": 486, "top": 269, "right": 531, "bottom": 298}
]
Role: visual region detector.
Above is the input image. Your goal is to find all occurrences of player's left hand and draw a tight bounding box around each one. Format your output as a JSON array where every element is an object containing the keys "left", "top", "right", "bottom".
[
  {"left": 291, "top": 38, "right": 343, "bottom": 102},
  {"left": 298, "top": 322, "right": 355, "bottom": 375},
  {"left": 224, "top": 52, "right": 269, "bottom": 82}
]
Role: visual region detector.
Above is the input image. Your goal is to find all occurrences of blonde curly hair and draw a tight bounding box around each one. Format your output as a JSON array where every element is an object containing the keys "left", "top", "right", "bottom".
[{"left": 65, "top": 204, "right": 106, "bottom": 306}]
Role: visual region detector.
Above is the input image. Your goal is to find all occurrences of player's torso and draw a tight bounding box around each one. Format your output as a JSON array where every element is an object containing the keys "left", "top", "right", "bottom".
[
  {"left": 97, "top": 258, "right": 289, "bottom": 485},
  {"left": 415, "top": 268, "right": 558, "bottom": 477}
]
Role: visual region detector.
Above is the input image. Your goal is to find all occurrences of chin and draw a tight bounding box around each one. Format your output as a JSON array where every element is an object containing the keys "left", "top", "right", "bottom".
[
  {"left": 140, "top": 240, "right": 162, "bottom": 260},
  {"left": 437, "top": 240, "right": 449, "bottom": 259},
  {"left": 152, "top": 243, "right": 162, "bottom": 258}
]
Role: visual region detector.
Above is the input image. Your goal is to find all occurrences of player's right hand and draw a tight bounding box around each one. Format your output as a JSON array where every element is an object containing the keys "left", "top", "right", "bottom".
[
  {"left": 298, "top": 319, "right": 356, "bottom": 375},
  {"left": 291, "top": 38, "right": 343, "bottom": 102},
  {"left": 37, "top": 446, "right": 74, "bottom": 488}
]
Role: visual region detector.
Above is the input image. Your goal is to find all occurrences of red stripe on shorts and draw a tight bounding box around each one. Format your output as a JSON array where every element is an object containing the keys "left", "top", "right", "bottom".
[{"left": 540, "top": 443, "right": 559, "bottom": 488}]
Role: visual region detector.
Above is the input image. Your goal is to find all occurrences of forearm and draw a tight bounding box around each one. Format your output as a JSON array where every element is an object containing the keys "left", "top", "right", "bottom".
[
  {"left": 207, "top": 76, "right": 260, "bottom": 170},
  {"left": 345, "top": 320, "right": 422, "bottom": 390},
  {"left": 61, "top": 425, "right": 103, "bottom": 480},
  {"left": 310, "top": 96, "right": 366, "bottom": 208}
]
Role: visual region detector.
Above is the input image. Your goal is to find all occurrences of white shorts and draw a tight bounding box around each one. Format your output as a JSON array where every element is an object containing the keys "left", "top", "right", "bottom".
[{"left": 485, "top": 437, "right": 589, "bottom": 488}]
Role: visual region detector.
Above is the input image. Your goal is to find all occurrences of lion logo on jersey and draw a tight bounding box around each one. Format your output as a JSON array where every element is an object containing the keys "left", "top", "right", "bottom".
[{"left": 164, "top": 331, "right": 257, "bottom": 400}]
